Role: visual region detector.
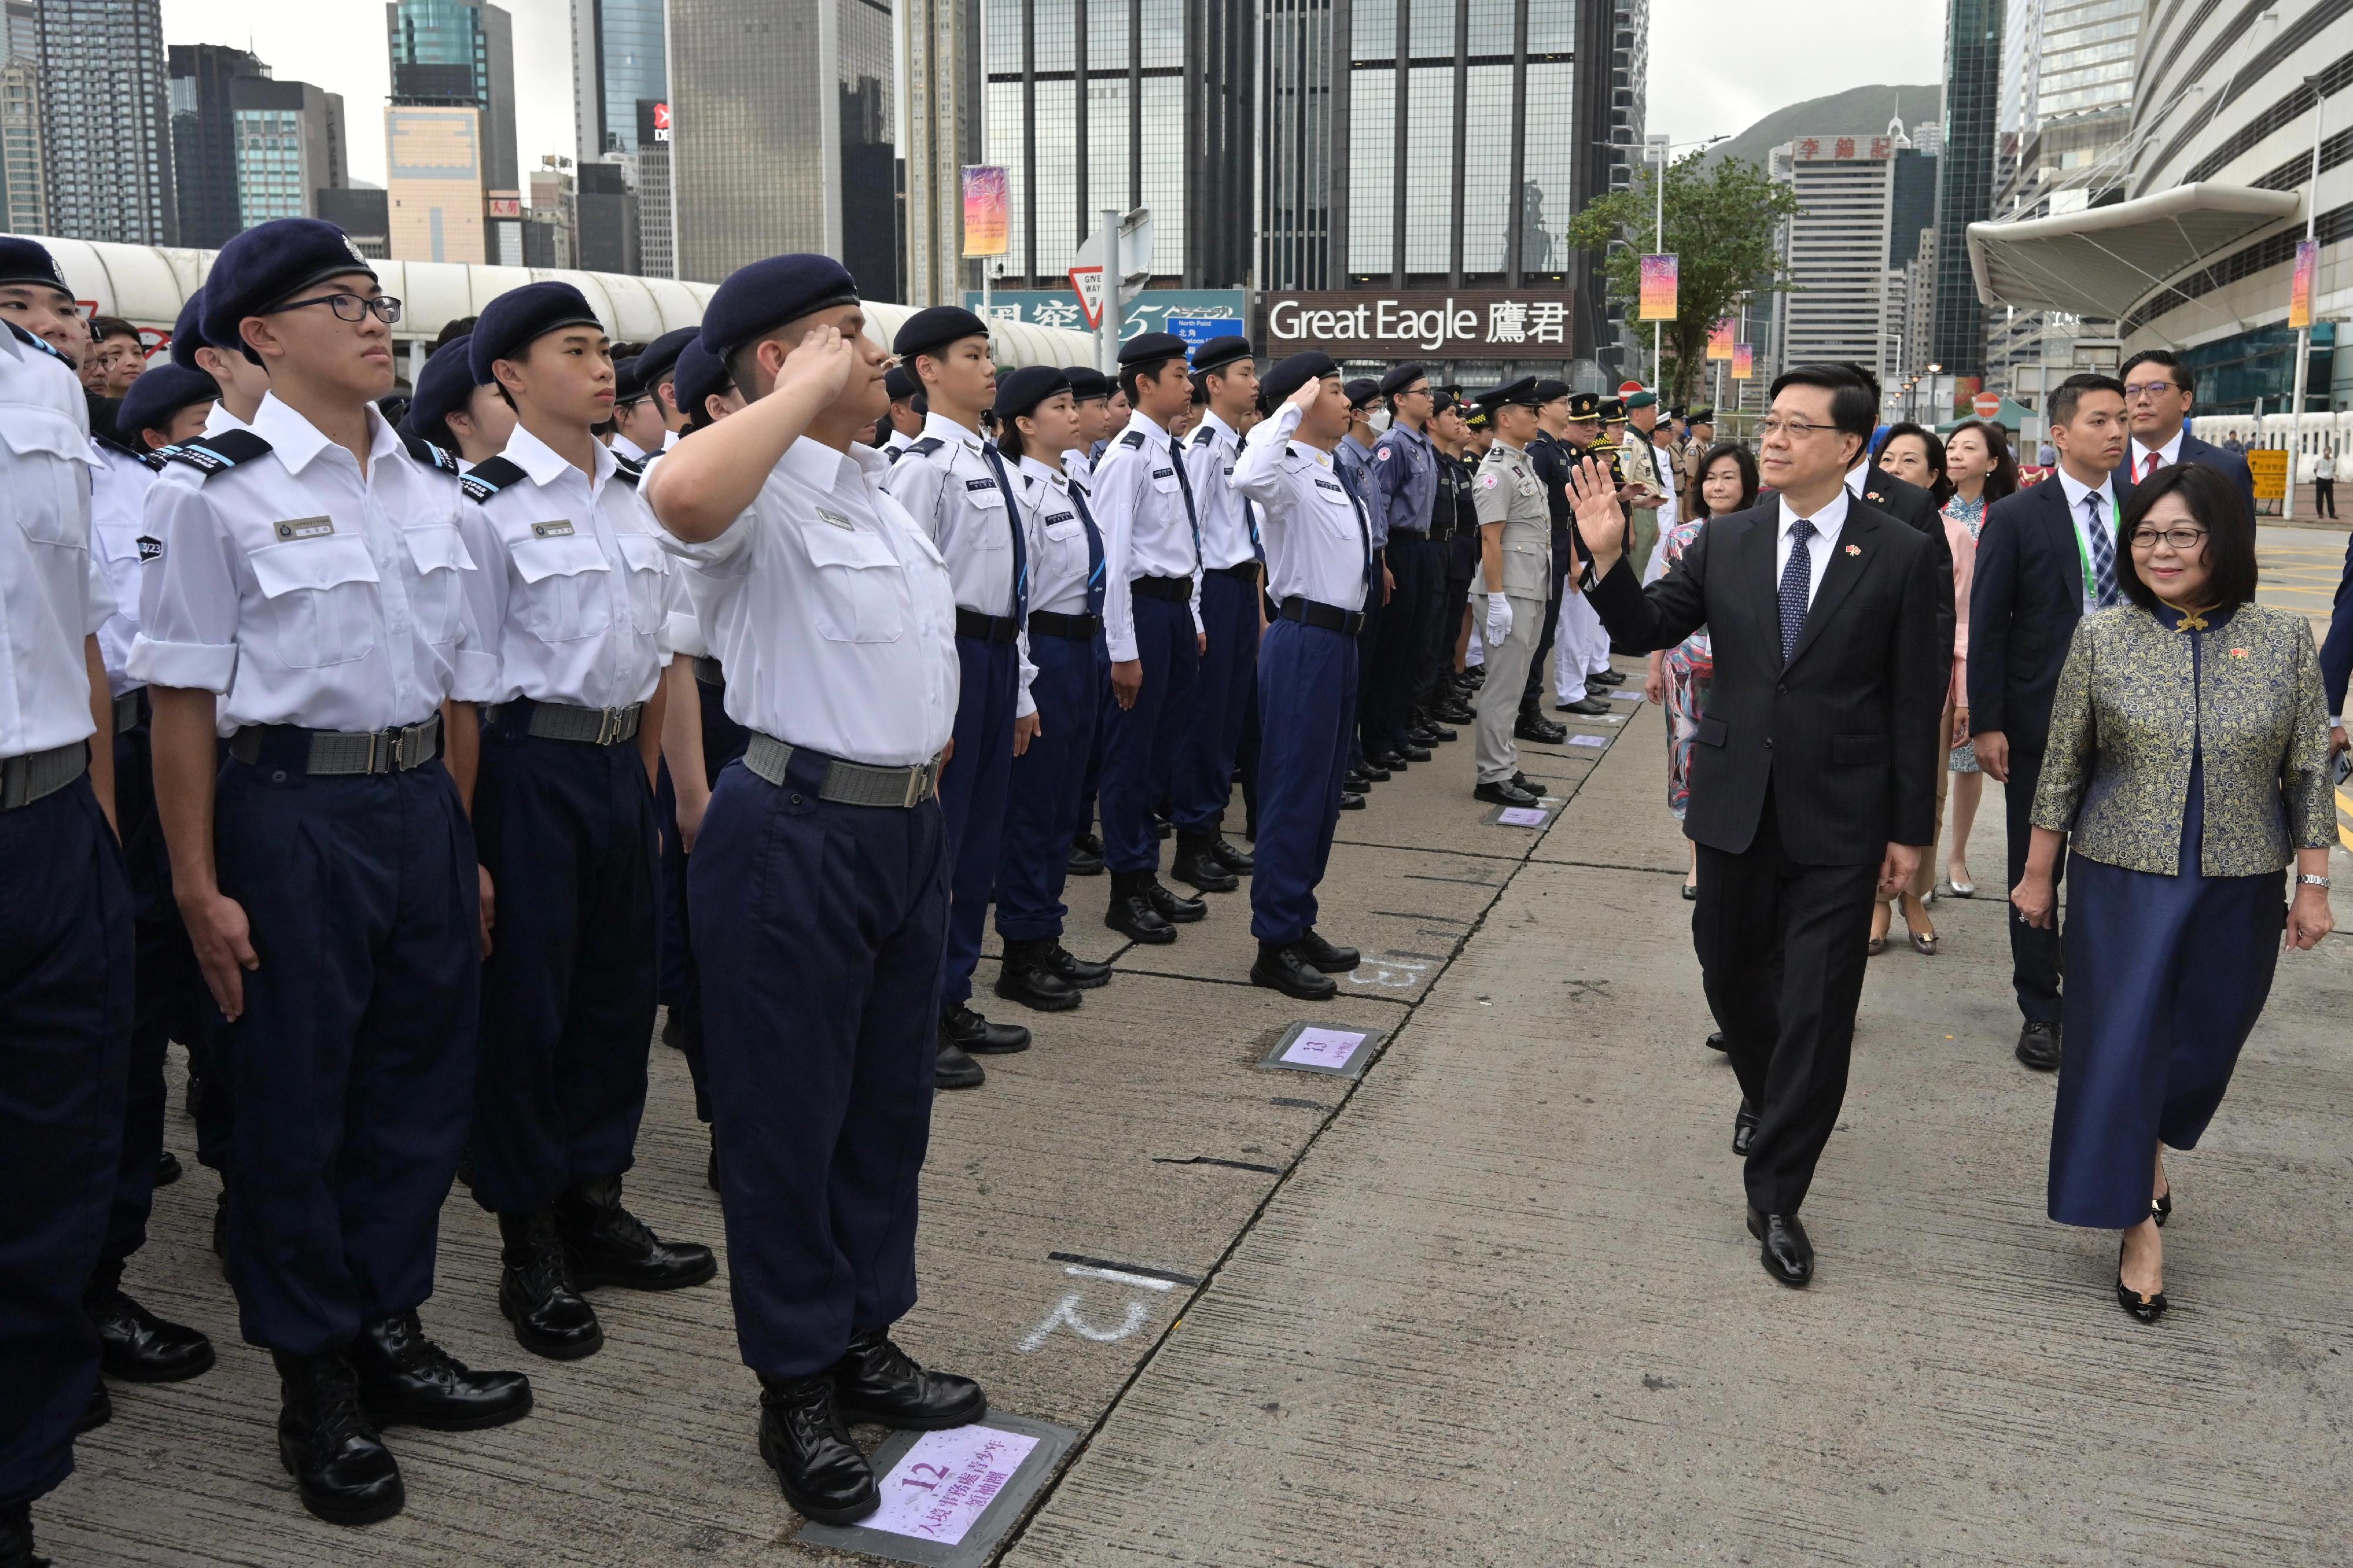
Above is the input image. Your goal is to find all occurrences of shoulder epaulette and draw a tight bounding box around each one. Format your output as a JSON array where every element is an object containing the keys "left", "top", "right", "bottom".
[
  {"left": 908, "top": 436, "right": 946, "bottom": 459},
  {"left": 459, "top": 455, "right": 528, "bottom": 505},
  {"left": 1118, "top": 429, "right": 1146, "bottom": 449},
  {"left": 93, "top": 432, "right": 154, "bottom": 469},
  {"left": 1189, "top": 425, "right": 1216, "bottom": 449},
  {"left": 159, "top": 429, "right": 275, "bottom": 478},
  {"left": 6, "top": 319, "right": 69, "bottom": 363},
  {"left": 886, "top": 442, "right": 909, "bottom": 463},
  {"left": 612, "top": 451, "right": 646, "bottom": 483},
  {"left": 396, "top": 428, "right": 461, "bottom": 474}
]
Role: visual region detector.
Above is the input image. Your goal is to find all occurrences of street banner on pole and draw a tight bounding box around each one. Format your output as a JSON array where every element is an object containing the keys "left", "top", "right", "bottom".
[
  {"left": 1731, "top": 343, "right": 1753, "bottom": 379},
  {"left": 2290, "top": 238, "right": 2318, "bottom": 330},
  {"left": 1708, "top": 318, "right": 1735, "bottom": 360},
  {"left": 962, "top": 166, "right": 1009, "bottom": 258},
  {"left": 1639, "top": 255, "right": 1678, "bottom": 322}
]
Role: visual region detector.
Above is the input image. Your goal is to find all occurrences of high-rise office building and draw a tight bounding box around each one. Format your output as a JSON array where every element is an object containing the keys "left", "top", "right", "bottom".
[
  {"left": 633, "top": 129, "right": 672, "bottom": 278},
  {"left": 231, "top": 76, "right": 346, "bottom": 226},
  {"left": 386, "top": 104, "right": 487, "bottom": 263},
  {"left": 1, "top": 1, "right": 46, "bottom": 234},
  {"left": 574, "top": 157, "right": 639, "bottom": 275},
  {"left": 1769, "top": 132, "right": 1912, "bottom": 383},
  {"left": 902, "top": 0, "right": 976, "bottom": 305},
  {"left": 668, "top": 0, "right": 895, "bottom": 291},
  {"left": 570, "top": 0, "right": 667, "bottom": 162},
  {"left": 388, "top": 0, "right": 519, "bottom": 262},
  {"left": 168, "top": 44, "right": 268, "bottom": 248},
  {"left": 1929, "top": 0, "right": 2001, "bottom": 379},
  {"left": 318, "top": 184, "right": 391, "bottom": 257},
  {"left": 524, "top": 159, "right": 577, "bottom": 268},
  {"left": 36, "top": 0, "right": 176, "bottom": 243}
]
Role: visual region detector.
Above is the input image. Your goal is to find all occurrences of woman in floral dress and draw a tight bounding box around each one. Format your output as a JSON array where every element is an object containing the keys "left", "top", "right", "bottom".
[{"left": 1646, "top": 442, "right": 1757, "bottom": 897}]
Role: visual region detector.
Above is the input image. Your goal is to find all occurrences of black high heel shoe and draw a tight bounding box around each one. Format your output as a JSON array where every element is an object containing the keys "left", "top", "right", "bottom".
[
  {"left": 2151, "top": 1187, "right": 2171, "bottom": 1228},
  {"left": 2115, "top": 1239, "right": 2168, "bottom": 1324}
]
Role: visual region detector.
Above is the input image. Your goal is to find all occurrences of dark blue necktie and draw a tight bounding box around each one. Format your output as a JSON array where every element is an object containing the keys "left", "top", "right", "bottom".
[
  {"left": 1778, "top": 518, "right": 1816, "bottom": 663},
  {"left": 1166, "top": 435, "right": 1202, "bottom": 572},
  {"left": 1068, "top": 478, "right": 1107, "bottom": 618},
  {"left": 1338, "top": 464, "right": 1374, "bottom": 592},
  {"left": 981, "top": 443, "right": 1029, "bottom": 620}
]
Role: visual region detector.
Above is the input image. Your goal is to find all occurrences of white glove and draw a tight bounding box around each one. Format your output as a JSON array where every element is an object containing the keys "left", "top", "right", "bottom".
[{"left": 1485, "top": 592, "right": 1514, "bottom": 648}]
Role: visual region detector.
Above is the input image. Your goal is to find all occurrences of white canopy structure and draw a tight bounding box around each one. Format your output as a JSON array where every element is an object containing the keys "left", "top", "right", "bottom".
[
  {"left": 12, "top": 233, "right": 1096, "bottom": 373},
  {"left": 1964, "top": 184, "right": 2303, "bottom": 319}
]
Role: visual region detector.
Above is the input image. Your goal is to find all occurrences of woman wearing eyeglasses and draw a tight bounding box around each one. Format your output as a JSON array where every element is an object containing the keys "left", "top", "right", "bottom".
[{"left": 2011, "top": 463, "right": 2335, "bottom": 1324}]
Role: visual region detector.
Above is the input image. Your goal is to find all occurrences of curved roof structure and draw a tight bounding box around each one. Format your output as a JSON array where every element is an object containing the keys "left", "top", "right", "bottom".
[
  {"left": 11, "top": 233, "right": 1095, "bottom": 371},
  {"left": 1964, "top": 185, "right": 2302, "bottom": 321}
]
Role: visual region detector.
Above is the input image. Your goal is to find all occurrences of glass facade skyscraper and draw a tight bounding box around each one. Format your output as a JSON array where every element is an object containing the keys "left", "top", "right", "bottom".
[
  {"left": 1931, "top": 0, "right": 2002, "bottom": 376},
  {"left": 386, "top": 0, "right": 517, "bottom": 191},
  {"left": 35, "top": 0, "right": 176, "bottom": 243},
  {"left": 168, "top": 43, "right": 265, "bottom": 248},
  {"left": 571, "top": 0, "right": 668, "bottom": 161}
]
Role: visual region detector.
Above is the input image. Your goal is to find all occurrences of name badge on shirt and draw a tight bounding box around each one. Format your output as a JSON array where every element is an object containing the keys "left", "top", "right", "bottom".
[
  {"left": 274, "top": 516, "right": 335, "bottom": 542},
  {"left": 814, "top": 506, "right": 855, "bottom": 531},
  {"left": 530, "top": 520, "right": 575, "bottom": 539},
  {"left": 1314, "top": 478, "right": 1345, "bottom": 495},
  {"left": 1152, "top": 467, "right": 1174, "bottom": 480},
  {"left": 964, "top": 476, "right": 1005, "bottom": 509},
  {"left": 1044, "top": 509, "right": 1076, "bottom": 528},
  {"left": 1517, "top": 479, "right": 1540, "bottom": 498}
]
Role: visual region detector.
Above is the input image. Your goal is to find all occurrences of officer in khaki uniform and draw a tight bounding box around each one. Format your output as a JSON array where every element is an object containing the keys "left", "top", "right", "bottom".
[{"left": 1468, "top": 379, "right": 1552, "bottom": 808}]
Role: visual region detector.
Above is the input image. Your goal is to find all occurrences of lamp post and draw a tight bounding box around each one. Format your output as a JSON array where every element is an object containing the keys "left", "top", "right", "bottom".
[
  {"left": 2285, "top": 75, "right": 2325, "bottom": 523},
  {"left": 1641, "top": 131, "right": 1727, "bottom": 394}
]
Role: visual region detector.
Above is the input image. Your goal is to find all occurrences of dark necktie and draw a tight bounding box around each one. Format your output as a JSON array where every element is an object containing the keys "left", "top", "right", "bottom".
[
  {"left": 1166, "top": 435, "right": 1202, "bottom": 572},
  {"left": 1779, "top": 518, "right": 1817, "bottom": 663},
  {"left": 2081, "top": 491, "right": 2121, "bottom": 608},
  {"left": 980, "top": 444, "right": 1029, "bottom": 620},
  {"left": 1068, "top": 479, "right": 1107, "bottom": 618}
]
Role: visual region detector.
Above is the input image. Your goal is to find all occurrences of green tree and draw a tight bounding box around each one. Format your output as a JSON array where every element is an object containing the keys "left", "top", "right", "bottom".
[{"left": 1566, "top": 152, "right": 1802, "bottom": 406}]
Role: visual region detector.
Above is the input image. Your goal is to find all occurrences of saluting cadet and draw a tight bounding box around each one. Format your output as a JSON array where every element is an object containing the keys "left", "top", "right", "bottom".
[
  {"left": 883, "top": 305, "right": 1034, "bottom": 1085},
  {"left": 452, "top": 283, "right": 715, "bottom": 1364},
  {"left": 606, "top": 355, "right": 664, "bottom": 463},
  {"left": 398, "top": 335, "right": 514, "bottom": 468},
  {"left": 0, "top": 252, "right": 132, "bottom": 1568},
  {"left": 632, "top": 326, "right": 698, "bottom": 452},
  {"left": 990, "top": 366, "right": 1117, "bottom": 1011},
  {"left": 1368, "top": 363, "right": 1444, "bottom": 767},
  {"left": 131, "top": 219, "right": 531, "bottom": 1527},
  {"left": 1061, "top": 364, "right": 1111, "bottom": 485},
  {"left": 879, "top": 363, "right": 923, "bottom": 460},
  {"left": 1468, "top": 379, "right": 1554, "bottom": 809},
  {"left": 1231, "top": 352, "right": 1367, "bottom": 1000},
  {"left": 169, "top": 287, "right": 272, "bottom": 434},
  {"left": 1168, "top": 335, "right": 1261, "bottom": 896},
  {"left": 1094, "top": 332, "right": 1209, "bottom": 943},
  {"left": 644, "top": 255, "right": 985, "bottom": 1529},
  {"left": 1549, "top": 392, "right": 1619, "bottom": 717},
  {"left": 675, "top": 339, "right": 742, "bottom": 431},
  {"left": 82, "top": 362, "right": 220, "bottom": 1405}
]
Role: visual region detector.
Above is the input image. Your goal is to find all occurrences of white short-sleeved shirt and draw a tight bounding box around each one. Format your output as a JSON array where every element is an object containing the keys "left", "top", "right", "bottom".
[
  {"left": 0, "top": 323, "right": 110, "bottom": 758},
  {"left": 459, "top": 422, "right": 674, "bottom": 710},
  {"left": 879, "top": 411, "right": 1027, "bottom": 619},
  {"left": 1182, "top": 411, "right": 1258, "bottom": 571},
  {"left": 655, "top": 435, "right": 958, "bottom": 767},
  {"left": 1061, "top": 446, "right": 1094, "bottom": 487},
  {"left": 129, "top": 392, "right": 497, "bottom": 733},
  {"left": 1091, "top": 411, "right": 1203, "bottom": 660},
  {"left": 1231, "top": 402, "right": 1369, "bottom": 613},
  {"left": 89, "top": 439, "right": 160, "bottom": 696},
  {"left": 202, "top": 401, "right": 252, "bottom": 437}
]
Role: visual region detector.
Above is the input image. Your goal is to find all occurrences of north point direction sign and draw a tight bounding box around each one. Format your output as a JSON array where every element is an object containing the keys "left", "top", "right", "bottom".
[{"left": 1262, "top": 290, "right": 1578, "bottom": 361}]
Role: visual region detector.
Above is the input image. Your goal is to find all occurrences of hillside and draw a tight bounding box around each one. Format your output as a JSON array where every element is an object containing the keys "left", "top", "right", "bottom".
[{"left": 1701, "top": 83, "right": 1945, "bottom": 171}]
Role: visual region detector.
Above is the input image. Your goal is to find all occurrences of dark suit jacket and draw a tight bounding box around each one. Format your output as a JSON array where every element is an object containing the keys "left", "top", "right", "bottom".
[
  {"left": 1967, "top": 477, "right": 2086, "bottom": 755},
  {"left": 2115, "top": 432, "right": 2258, "bottom": 527},
  {"left": 1588, "top": 497, "right": 1945, "bottom": 864},
  {"left": 2320, "top": 532, "right": 2353, "bottom": 722},
  {"left": 1851, "top": 466, "right": 1957, "bottom": 676}
]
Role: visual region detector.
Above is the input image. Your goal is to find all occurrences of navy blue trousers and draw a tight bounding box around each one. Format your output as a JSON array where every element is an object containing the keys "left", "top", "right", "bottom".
[
  {"left": 0, "top": 776, "right": 131, "bottom": 1510},
  {"left": 1075, "top": 633, "right": 1111, "bottom": 843},
  {"left": 1172, "top": 570, "right": 1259, "bottom": 837},
  {"left": 1251, "top": 619, "right": 1358, "bottom": 946},
  {"left": 996, "top": 629, "right": 1105, "bottom": 942},
  {"left": 1101, "top": 592, "right": 1199, "bottom": 874},
  {"left": 213, "top": 748, "right": 479, "bottom": 1354},
  {"left": 691, "top": 760, "right": 948, "bottom": 1377},
  {"left": 469, "top": 717, "right": 659, "bottom": 1216},
  {"left": 939, "top": 635, "right": 1018, "bottom": 1008},
  {"left": 1351, "top": 551, "right": 1385, "bottom": 763},
  {"left": 665, "top": 673, "right": 753, "bottom": 1125},
  {"left": 1375, "top": 538, "right": 1439, "bottom": 750}
]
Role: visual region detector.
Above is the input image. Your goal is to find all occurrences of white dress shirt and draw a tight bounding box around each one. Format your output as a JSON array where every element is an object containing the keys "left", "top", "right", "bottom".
[
  {"left": 88, "top": 439, "right": 159, "bottom": 695},
  {"left": 1009, "top": 453, "right": 1106, "bottom": 718},
  {"left": 1061, "top": 446, "right": 1094, "bottom": 487},
  {"left": 1774, "top": 487, "right": 1849, "bottom": 612},
  {"left": 1182, "top": 411, "right": 1258, "bottom": 570},
  {"left": 656, "top": 436, "right": 958, "bottom": 767},
  {"left": 2055, "top": 465, "right": 2120, "bottom": 614},
  {"left": 1231, "top": 402, "right": 1369, "bottom": 613},
  {"left": 879, "top": 410, "right": 1027, "bottom": 619},
  {"left": 459, "top": 422, "right": 675, "bottom": 711},
  {"left": 2127, "top": 429, "right": 2184, "bottom": 484},
  {"left": 609, "top": 432, "right": 651, "bottom": 463},
  {"left": 1642, "top": 435, "right": 1679, "bottom": 582},
  {"left": 131, "top": 392, "right": 497, "bottom": 733},
  {"left": 884, "top": 428, "right": 914, "bottom": 459},
  {"left": 0, "top": 324, "right": 111, "bottom": 759},
  {"left": 1092, "top": 410, "right": 1204, "bottom": 662},
  {"left": 201, "top": 401, "right": 252, "bottom": 437}
]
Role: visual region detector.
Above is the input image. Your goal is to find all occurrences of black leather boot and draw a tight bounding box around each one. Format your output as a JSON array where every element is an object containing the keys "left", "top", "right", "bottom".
[
  {"left": 1515, "top": 706, "right": 1568, "bottom": 743},
  {"left": 1294, "top": 930, "right": 1361, "bottom": 974},
  {"left": 935, "top": 1040, "right": 985, "bottom": 1089},
  {"left": 496, "top": 1209, "right": 604, "bottom": 1360},
  {"left": 995, "top": 939, "right": 1082, "bottom": 1012},
  {"left": 1042, "top": 941, "right": 1112, "bottom": 989},
  {"left": 154, "top": 1149, "right": 182, "bottom": 1187},
  {"left": 1105, "top": 871, "right": 1175, "bottom": 943},
  {"left": 1205, "top": 833, "right": 1255, "bottom": 875},
  {"left": 555, "top": 1176, "right": 719, "bottom": 1292},
  {"left": 349, "top": 1312, "right": 531, "bottom": 1431},
  {"left": 756, "top": 1372, "right": 878, "bottom": 1525},
  {"left": 1142, "top": 873, "right": 1206, "bottom": 924},
  {"left": 1065, "top": 838, "right": 1105, "bottom": 876},
  {"left": 273, "top": 1348, "right": 404, "bottom": 1526},
  {"left": 1171, "top": 835, "right": 1239, "bottom": 893},
  {"left": 941, "top": 1003, "right": 1032, "bottom": 1054},
  {"left": 830, "top": 1329, "right": 988, "bottom": 1430},
  {"left": 1251, "top": 940, "right": 1337, "bottom": 1000},
  {"left": 0, "top": 1499, "right": 48, "bottom": 1568},
  {"left": 87, "top": 1262, "right": 214, "bottom": 1382}
]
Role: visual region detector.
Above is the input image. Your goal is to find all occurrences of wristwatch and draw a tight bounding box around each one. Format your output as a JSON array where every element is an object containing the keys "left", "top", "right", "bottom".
[{"left": 2298, "top": 873, "right": 2332, "bottom": 889}]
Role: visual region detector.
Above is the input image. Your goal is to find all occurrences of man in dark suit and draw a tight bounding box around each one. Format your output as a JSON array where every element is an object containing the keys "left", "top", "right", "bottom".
[
  {"left": 1574, "top": 365, "right": 1945, "bottom": 1288},
  {"left": 1967, "top": 373, "right": 2131, "bottom": 1072},
  {"left": 2115, "top": 348, "right": 2257, "bottom": 524}
]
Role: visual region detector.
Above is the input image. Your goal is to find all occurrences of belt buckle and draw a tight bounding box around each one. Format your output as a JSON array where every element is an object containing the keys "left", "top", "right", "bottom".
[
  {"left": 902, "top": 761, "right": 926, "bottom": 809},
  {"left": 596, "top": 706, "right": 623, "bottom": 746}
]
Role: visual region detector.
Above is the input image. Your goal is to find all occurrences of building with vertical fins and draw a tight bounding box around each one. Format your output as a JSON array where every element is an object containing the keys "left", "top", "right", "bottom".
[
  {"left": 1931, "top": 0, "right": 2002, "bottom": 380},
  {"left": 35, "top": 0, "right": 176, "bottom": 243}
]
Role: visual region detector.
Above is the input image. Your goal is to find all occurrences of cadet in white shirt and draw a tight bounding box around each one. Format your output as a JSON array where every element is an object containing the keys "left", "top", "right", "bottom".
[
  {"left": 168, "top": 286, "right": 271, "bottom": 436},
  {"left": 131, "top": 219, "right": 531, "bottom": 1528},
  {"left": 879, "top": 363, "right": 922, "bottom": 461},
  {"left": 605, "top": 353, "right": 665, "bottom": 465},
  {"left": 451, "top": 283, "right": 716, "bottom": 1367},
  {"left": 1093, "top": 331, "right": 1209, "bottom": 944},
  {"left": 1059, "top": 363, "right": 1115, "bottom": 872},
  {"left": 882, "top": 305, "right": 1035, "bottom": 1082},
  {"left": 644, "top": 254, "right": 985, "bottom": 1529},
  {"left": 398, "top": 333, "right": 512, "bottom": 469},
  {"left": 1230, "top": 352, "right": 1370, "bottom": 1001},
  {"left": 0, "top": 253, "right": 132, "bottom": 1568},
  {"left": 1169, "top": 336, "right": 1262, "bottom": 898},
  {"left": 632, "top": 327, "right": 697, "bottom": 455}
]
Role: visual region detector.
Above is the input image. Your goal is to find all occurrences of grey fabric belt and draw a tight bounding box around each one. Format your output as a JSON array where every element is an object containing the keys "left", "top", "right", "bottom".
[
  {"left": 742, "top": 731, "right": 942, "bottom": 809},
  {"left": 229, "top": 713, "right": 443, "bottom": 775},
  {"left": 112, "top": 688, "right": 146, "bottom": 735},
  {"left": 692, "top": 655, "right": 726, "bottom": 687},
  {"left": 494, "top": 699, "right": 643, "bottom": 745},
  {"left": 0, "top": 740, "right": 87, "bottom": 809}
]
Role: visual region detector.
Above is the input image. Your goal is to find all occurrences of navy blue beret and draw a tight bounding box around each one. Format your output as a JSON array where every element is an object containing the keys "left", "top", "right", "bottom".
[
  {"left": 1344, "top": 377, "right": 1381, "bottom": 409},
  {"left": 0, "top": 236, "right": 69, "bottom": 295},
  {"left": 201, "top": 219, "right": 377, "bottom": 354},
  {"left": 674, "top": 339, "right": 732, "bottom": 428},
  {"left": 1533, "top": 378, "right": 1571, "bottom": 403},
  {"left": 1118, "top": 332, "right": 1188, "bottom": 370},
  {"left": 405, "top": 336, "right": 486, "bottom": 442},
  {"left": 1061, "top": 365, "right": 1111, "bottom": 401},
  {"left": 634, "top": 326, "right": 696, "bottom": 392},
  {"left": 1378, "top": 363, "right": 1430, "bottom": 397},
  {"left": 994, "top": 365, "right": 1071, "bottom": 423},
  {"left": 167, "top": 290, "right": 212, "bottom": 371},
  {"left": 1476, "top": 376, "right": 1542, "bottom": 413},
  {"left": 116, "top": 363, "right": 218, "bottom": 443},
  {"left": 884, "top": 363, "right": 918, "bottom": 402},
  {"left": 468, "top": 282, "right": 605, "bottom": 384},
  {"left": 1191, "top": 335, "right": 1252, "bottom": 376},
  {"left": 1431, "top": 389, "right": 1458, "bottom": 417},
  {"left": 698, "top": 253, "right": 861, "bottom": 363},
  {"left": 1261, "top": 351, "right": 1340, "bottom": 408},
  {"left": 893, "top": 305, "right": 991, "bottom": 363},
  {"left": 614, "top": 355, "right": 648, "bottom": 402}
]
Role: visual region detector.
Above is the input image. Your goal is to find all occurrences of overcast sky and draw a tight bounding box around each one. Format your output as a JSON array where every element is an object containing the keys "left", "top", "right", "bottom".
[{"left": 161, "top": 0, "right": 1946, "bottom": 191}]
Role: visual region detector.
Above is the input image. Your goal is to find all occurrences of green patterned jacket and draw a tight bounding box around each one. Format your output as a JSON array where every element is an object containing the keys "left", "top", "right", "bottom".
[{"left": 2031, "top": 602, "right": 2334, "bottom": 877}]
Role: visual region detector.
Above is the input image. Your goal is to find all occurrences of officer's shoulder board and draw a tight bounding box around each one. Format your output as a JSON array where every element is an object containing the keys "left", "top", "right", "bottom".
[
  {"left": 611, "top": 451, "right": 645, "bottom": 488},
  {"left": 6, "top": 318, "right": 69, "bottom": 363},
  {"left": 94, "top": 432, "right": 159, "bottom": 471},
  {"left": 158, "top": 429, "right": 275, "bottom": 479},
  {"left": 906, "top": 436, "right": 946, "bottom": 460},
  {"left": 1118, "top": 429, "right": 1146, "bottom": 450},
  {"left": 459, "top": 455, "right": 529, "bottom": 505},
  {"left": 1189, "top": 425, "right": 1215, "bottom": 449},
  {"left": 396, "top": 427, "right": 462, "bottom": 475}
]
